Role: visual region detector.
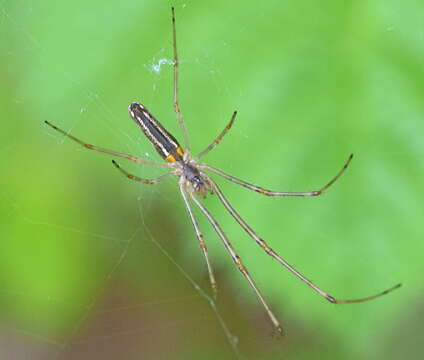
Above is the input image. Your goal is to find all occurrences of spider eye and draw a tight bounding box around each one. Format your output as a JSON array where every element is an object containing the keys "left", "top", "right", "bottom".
[{"left": 192, "top": 176, "right": 203, "bottom": 189}]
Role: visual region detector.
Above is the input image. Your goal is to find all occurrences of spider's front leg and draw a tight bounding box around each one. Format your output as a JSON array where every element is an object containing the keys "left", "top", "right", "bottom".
[{"left": 179, "top": 181, "right": 218, "bottom": 297}]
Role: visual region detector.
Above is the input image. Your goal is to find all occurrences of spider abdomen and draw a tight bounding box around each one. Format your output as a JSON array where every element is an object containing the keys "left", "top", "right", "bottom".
[{"left": 128, "top": 102, "right": 184, "bottom": 163}]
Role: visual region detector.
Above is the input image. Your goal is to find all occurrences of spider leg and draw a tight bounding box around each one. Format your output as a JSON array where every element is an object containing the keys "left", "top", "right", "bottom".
[
  {"left": 206, "top": 175, "right": 401, "bottom": 304},
  {"left": 45, "top": 121, "right": 170, "bottom": 168},
  {"left": 202, "top": 154, "right": 353, "bottom": 197},
  {"left": 112, "top": 160, "right": 174, "bottom": 184},
  {"left": 179, "top": 182, "right": 218, "bottom": 297},
  {"left": 188, "top": 189, "right": 283, "bottom": 334},
  {"left": 171, "top": 7, "right": 190, "bottom": 154},
  {"left": 194, "top": 111, "right": 237, "bottom": 161}
]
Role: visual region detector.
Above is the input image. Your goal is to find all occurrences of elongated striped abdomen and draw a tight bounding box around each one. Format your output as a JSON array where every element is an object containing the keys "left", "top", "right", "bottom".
[{"left": 128, "top": 102, "right": 184, "bottom": 163}]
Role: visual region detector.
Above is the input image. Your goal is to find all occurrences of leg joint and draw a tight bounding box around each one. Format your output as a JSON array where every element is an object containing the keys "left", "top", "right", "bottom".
[{"left": 233, "top": 255, "right": 247, "bottom": 273}]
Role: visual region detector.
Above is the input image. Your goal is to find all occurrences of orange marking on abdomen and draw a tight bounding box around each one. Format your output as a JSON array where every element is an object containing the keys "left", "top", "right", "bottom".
[
  {"left": 176, "top": 146, "right": 184, "bottom": 156},
  {"left": 166, "top": 154, "right": 176, "bottom": 163}
]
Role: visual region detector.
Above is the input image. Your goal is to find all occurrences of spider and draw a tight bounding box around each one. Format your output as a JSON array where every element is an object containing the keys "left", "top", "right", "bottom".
[{"left": 45, "top": 7, "right": 400, "bottom": 334}]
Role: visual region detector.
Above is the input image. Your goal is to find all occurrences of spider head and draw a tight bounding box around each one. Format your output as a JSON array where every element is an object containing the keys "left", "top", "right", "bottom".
[{"left": 182, "top": 163, "right": 211, "bottom": 197}]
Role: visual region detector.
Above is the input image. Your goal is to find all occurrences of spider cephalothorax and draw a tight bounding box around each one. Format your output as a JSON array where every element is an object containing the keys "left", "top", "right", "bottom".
[{"left": 181, "top": 162, "right": 210, "bottom": 195}]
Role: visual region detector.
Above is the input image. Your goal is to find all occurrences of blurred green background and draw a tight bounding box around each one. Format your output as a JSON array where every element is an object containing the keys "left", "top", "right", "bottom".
[{"left": 1, "top": 0, "right": 423, "bottom": 359}]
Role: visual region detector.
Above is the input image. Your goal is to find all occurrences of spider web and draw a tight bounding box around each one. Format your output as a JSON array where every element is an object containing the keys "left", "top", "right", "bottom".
[{"left": 0, "top": 2, "right": 263, "bottom": 359}]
